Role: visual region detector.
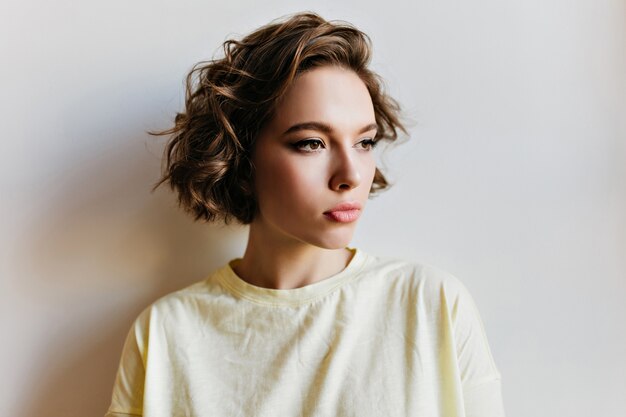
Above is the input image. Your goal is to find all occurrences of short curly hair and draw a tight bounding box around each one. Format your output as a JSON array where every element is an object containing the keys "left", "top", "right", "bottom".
[{"left": 153, "top": 12, "right": 406, "bottom": 225}]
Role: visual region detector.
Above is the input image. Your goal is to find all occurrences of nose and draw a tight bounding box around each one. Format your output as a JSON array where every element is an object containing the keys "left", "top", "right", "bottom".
[{"left": 328, "top": 147, "right": 362, "bottom": 191}]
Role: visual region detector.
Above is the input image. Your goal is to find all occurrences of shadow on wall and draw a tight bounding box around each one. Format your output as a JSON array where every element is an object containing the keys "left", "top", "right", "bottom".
[{"left": 19, "top": 127, "right": 247, "bottom": 416}]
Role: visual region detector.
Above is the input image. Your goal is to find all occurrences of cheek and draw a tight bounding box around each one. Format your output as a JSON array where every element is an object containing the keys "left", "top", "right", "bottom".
[
  {"left": 360, "top": 156, "right": 377, "bottom": 189},
  {"left": 255, "top": 156, "right": 323, "bottom": 209},
  {"left": 365, "top": 156, "right": 376, "bottom": 177}
]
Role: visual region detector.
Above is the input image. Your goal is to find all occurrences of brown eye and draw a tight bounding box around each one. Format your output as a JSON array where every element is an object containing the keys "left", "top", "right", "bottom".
[
  {"left": 293, "top": 139, "right": 324, "bottom": 152},
  {"left": 358, "top": 138, "right": 377, "bottom": 150}
]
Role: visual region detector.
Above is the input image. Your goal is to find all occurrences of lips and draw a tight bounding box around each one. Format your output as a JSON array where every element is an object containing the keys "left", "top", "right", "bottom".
[{"left": 323, "top": 201, "right": 362, "bottom": 223}]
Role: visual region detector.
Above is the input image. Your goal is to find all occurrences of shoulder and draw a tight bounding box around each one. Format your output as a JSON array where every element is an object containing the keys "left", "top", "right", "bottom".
[
  {"left": 354, "top": 251, "right": 485, "bottom": 320},
  {"left": 360, "top": 251, "right": 472, "bottom": 302},
  {"left": 129, "top": 267, "right": 227, "bottom": 333},
  {"left": 362, "top": 252, "right": 501, "bottom": 376}
]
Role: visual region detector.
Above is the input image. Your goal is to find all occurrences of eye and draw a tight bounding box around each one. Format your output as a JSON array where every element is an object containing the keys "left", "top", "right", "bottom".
[
  {"left": 358, "top": 138, "right": 378, "bottom": 150},
  {"left": 293, "top": 138, "right": 325, "bottom": 153}
]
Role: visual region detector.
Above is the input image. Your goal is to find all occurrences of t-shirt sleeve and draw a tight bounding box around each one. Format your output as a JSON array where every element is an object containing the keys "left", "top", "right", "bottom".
[
  {"left": 449, "top": 278, "right": 506, "bottom": 417},
  {"left": 104, "top": 309, "right": 150, "bottom": 417}
]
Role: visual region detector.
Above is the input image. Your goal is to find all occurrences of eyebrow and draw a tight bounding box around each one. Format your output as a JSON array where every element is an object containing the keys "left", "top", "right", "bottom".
[{"left": 282, "top": 121, "right": 378, "bottom": 136}]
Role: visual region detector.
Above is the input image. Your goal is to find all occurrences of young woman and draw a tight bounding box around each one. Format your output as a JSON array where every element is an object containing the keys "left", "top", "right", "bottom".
[{"left": 106, "top": 12, "right": 505, "bottom": 417}]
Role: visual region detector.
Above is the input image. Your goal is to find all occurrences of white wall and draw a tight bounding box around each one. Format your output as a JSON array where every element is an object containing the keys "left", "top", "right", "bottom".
[{"left": 2, "top": 1, "right": 624, "bottom": 416}]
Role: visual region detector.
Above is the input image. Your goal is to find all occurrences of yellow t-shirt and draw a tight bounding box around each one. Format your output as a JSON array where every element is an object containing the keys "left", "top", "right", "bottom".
[{"left": 105, "top": 248, "right": 505, "bottom": 416}]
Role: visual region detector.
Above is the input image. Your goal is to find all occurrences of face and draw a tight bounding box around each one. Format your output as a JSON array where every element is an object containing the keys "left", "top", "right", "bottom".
[{"left": 250, "top": 65, "right": 378, "bottom": 249}]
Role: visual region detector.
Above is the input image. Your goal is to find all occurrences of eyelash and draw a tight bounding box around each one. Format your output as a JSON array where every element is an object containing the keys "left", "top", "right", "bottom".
[
  {"left": 293, "top": 138, "right": 378, "bottom": 153},
  {"left": 359, "top": 139, "right": 378, "bottom": 151}
]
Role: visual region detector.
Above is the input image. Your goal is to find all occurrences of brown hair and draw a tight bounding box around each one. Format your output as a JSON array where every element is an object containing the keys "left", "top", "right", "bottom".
[{"left": 153, "top": 12, "right": 406, "bottom": 224}]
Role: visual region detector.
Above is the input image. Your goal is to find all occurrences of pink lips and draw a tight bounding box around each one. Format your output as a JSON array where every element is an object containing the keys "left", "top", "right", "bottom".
[{"left": 323, "top": 202, "right": 362, "bottom": 223}]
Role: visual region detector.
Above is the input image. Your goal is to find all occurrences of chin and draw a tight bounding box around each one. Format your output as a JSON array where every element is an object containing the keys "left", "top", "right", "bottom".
[
  {"left": 307, "top": 231, "right": 355, "bottom": 250},
  {"left": 318, "top": 241, "right": 351, "bottom": 251}
]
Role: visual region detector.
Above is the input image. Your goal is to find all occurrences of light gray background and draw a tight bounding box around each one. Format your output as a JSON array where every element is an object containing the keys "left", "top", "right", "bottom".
[{"left": 1, "top": 1, "right": 624, "bottom": 416}]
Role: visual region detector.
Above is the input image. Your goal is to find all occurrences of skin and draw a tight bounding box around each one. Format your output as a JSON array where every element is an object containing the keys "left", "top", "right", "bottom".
[{"left": 233, "top": 65, "right": 378, "bottom": 290}]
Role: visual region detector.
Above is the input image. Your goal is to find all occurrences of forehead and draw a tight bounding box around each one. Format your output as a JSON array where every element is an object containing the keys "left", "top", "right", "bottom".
[{"left": 268, "top": 66, "right": 376, "bottom": 132}]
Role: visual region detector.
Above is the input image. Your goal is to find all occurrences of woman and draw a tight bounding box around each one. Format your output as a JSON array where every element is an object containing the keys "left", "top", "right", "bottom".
[{"left": 106, "top": 12, "right": 505, "bottom": 417}]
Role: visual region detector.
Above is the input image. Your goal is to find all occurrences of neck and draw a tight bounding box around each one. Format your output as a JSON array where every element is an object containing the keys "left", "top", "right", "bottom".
[{"left": 233, "top": 220, "right": 353, "bottom": 290}]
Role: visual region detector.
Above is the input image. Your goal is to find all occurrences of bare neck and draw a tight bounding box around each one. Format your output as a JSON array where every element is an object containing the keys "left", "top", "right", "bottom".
[{"left": 233, "top": 222, "right": 353, "bottom": 290}]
